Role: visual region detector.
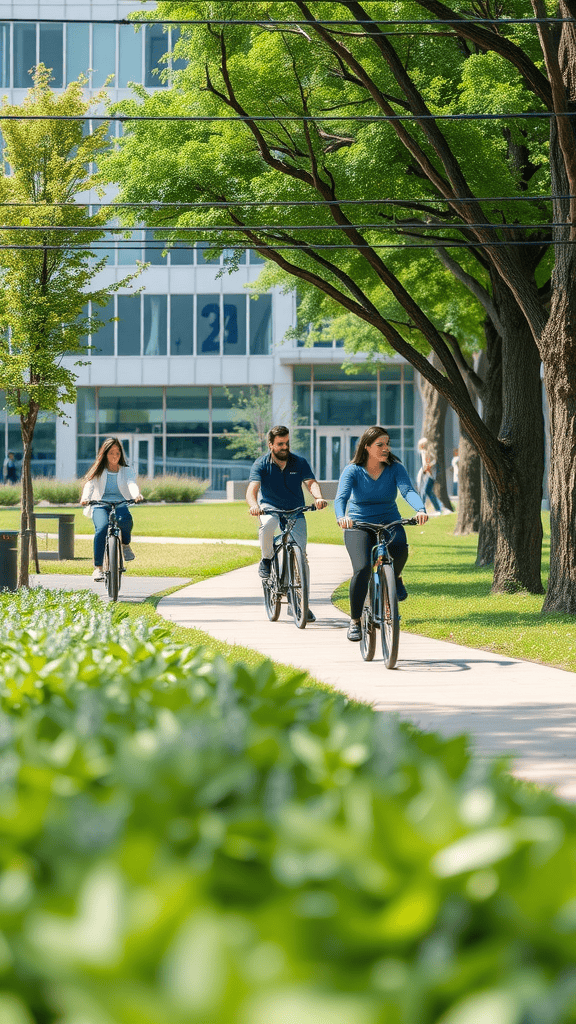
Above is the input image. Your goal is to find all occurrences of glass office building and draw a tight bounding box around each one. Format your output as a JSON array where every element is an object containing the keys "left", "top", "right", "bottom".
[{"left": 0, "top": 0, "right": 424, "bottom": 490}]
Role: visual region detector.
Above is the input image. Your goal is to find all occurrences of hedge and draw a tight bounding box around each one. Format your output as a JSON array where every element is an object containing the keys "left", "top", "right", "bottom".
[
  {"left": 0, "top": 589, "right": 575, "bottom": 1024},
  {"left": 0, "top": 473, "right": 209, "bottom": 506}
]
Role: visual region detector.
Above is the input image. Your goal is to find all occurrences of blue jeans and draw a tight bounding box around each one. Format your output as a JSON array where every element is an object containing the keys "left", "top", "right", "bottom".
[
  {"left": 421, "top": 475, "right": 442, "bottom": 513},
  {"left": 93, "top": 505, "right": 133, "bottom": 566}
]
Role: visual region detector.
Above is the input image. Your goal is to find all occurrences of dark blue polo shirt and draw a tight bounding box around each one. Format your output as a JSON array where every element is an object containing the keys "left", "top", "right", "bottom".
[{"left": 249, "top": 452, "right": 315, "bottom": 510}]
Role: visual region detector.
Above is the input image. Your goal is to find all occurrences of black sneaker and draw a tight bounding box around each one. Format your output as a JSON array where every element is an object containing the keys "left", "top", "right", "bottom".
[
  {"left": 347, "top": 621, "right": 362, "bottom": 641},
  {"left": 396, "top": 576, "right": 408, "bottom": 601},
  {"left": 258, "top": 558, "right": 272, "bottom": 579}
]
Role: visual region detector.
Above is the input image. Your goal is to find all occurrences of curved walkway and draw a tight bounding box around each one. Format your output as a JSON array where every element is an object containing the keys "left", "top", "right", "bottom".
[{"left": 158, "top": 541, "right": 576, "bottom": 802}]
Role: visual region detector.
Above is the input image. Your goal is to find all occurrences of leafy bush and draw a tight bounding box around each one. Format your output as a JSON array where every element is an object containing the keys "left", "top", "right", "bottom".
[
  {"left": 0, "top": 590, "right": 576, "bottom": 1024},
  {"left": 137, "top": 473, "right": 210, "bottom": 502}
]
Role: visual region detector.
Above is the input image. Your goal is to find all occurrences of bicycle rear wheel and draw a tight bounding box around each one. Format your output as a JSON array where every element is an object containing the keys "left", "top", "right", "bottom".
[
  {"left": 263, "top": 551, "right": 282, "bottom": 621},
  {"left": 360, "top": 574, "right": 376, "bottom": 661},
  {"left": 288, "top": 544, "right": 309, "bottom": 628},
  {"left": 106, "top": 534, "right": 122, "bottom": 602},
  {"left": 379, "top": 563, "right": 399, "bottom": 669}
]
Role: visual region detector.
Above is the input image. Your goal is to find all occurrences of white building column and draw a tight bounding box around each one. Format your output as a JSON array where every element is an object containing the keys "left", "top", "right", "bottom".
[{"left": 55, "top": 402, "right": 77, "bottom": 480}]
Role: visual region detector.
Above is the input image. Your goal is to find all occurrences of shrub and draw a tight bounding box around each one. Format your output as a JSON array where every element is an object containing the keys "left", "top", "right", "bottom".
[
  {"left": 137, "top": 473, "right": 210, "bottom": 502},
  {"left": 0, "top": 590, "right": 576, "bottom": 1024},
  {"left": 0, "top": 474, "right": 209, "bottom": 507}
]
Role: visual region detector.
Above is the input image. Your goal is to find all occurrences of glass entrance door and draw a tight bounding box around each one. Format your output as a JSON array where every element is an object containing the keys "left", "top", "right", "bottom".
[
  {"left": 117, "top": 434, "right": 155, "bottom": 477},
  {"left": 316, "top": 428, "right": 363, "bottom": 480}
]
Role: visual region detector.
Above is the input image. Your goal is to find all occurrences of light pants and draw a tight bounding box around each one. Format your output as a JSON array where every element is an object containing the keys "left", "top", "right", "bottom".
[{"left": 259, "top": 512, "right": 310, "bottom": 589}]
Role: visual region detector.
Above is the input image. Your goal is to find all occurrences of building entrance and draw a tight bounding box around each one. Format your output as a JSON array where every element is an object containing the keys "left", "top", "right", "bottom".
[
  {"left": 315, "top": 428, "right": 363, "bottom": 480},
  {"left": 117, "top": 434, "right": 155, "bottom": 478}
]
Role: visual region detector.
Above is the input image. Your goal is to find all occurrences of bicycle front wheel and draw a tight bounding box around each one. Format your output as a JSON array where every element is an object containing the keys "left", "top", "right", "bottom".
[
  {"left": 379, "top": 564, "right": 399, "bottom": 669},
  {"left": 360, "top": 575, "right": 376, "bottom": 661},
  {"left": 263, "top": 551, "right": 281, "bottom": 621},
  {"left": 106, "top": 534, "right": 122, "bottom": 602},
  {"left": 288, "top": 544, "right": 309, "bottom": 628}
]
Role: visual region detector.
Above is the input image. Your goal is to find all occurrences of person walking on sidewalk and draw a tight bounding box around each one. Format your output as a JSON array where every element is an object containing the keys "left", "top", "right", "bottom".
[
  {"left": 246, "top": 425, "right": 328, "bottom": 623},
  {"left": 81, "top": 437, "right": 144, "bottom": 581},
  {"left": 335, "top": 425, "right": 428, "bottom": 642},
  {"left": 417, "top": 437, "right": 451, "bottom": 516}
]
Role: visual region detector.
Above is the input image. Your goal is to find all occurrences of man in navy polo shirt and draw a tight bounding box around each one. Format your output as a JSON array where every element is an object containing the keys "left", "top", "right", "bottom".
[{"left": 246, "top": 425, "right": 328, "bottom": 621}]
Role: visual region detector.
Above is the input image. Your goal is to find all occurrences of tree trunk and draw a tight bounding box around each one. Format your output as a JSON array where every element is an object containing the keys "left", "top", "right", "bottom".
[
  {"left": 540, "top": 288, "right": 576, "bottom": 613},
  {"left": 18, "top": 406, "right": 39, "bottom": 589},
  {"left": 417, "top": 354, "right": 453, "bottom": 511},
  {"left": 491, "top": 279, "right": 544, "bottom": 594},
  {"left": 454, "top": 429, "right": 480, "bottom": 535},
  {"left": 476, "top": 325, "right": 503, "bottom": 565}
]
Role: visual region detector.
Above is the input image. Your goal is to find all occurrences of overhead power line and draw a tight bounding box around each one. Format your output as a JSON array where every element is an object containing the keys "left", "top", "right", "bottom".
[
  {"left": 0, "top": 112, "right": 565, "bottom": 122},
  {"left": 0, "top": 196, "right": 563, "bottom": 207},
  {"left": 0, "top": 223, "right": 562, "bottom": 232},
  {"left": 4, "top": 16, "right": 575, "bottom": 26},
  {"left": 0, "top": 240, "right": 562, "bottom": 252}
]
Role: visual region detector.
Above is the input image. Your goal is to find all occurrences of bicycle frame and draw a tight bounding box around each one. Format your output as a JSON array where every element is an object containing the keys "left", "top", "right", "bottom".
[
  {"left": 352, "top": 517, "right": 417, "bottom": 668},
  {"left": 260, "top": 505, "right": 316, "bottom": 628},
  {"left": 87, "top": 499, "right": 135, "bottom": 601}
]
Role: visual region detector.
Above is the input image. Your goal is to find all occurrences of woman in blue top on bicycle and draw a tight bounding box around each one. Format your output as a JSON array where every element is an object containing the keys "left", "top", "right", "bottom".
[
  {"left": 81, "top": 437, "right": 144, "bottom": 581},
  {"left": 335, "top": 426, "right": 428, "bottom": 641}
]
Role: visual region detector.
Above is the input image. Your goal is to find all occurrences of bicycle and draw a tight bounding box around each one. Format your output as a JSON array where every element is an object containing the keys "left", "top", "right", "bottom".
[
  {"left": 87, "top": 499, "right": 136, "bottom": 602},
  {"left": 351, "top": 517, "right": 417, "bottom": 669},
  {"left": 260, "top": 505, "right": 316, "bottom": 629}
]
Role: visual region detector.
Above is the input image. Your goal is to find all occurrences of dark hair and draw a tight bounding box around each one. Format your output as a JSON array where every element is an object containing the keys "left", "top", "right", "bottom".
[
  {"left": 351, "top": 426, "right": 399, "bottom": 466},
  {"left": 85, "top": 437, "right": 128, "bottom": 480},
  {"left": 268, "top": 425, "right": 290, "bottom": 444}
]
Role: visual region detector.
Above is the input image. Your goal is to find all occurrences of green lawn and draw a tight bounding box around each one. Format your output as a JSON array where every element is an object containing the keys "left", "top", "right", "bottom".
[
  {"left": 1, "top": 501, "right": 344, "bottom": 543},
  {"left": 33, "top": 540, "right": 259, "bottom": 579}
]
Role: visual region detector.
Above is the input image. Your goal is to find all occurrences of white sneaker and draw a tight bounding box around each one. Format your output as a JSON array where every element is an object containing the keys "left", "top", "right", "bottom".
[
  {"left": 441, "top": 507, "right": 454, "bottom": 515},
  {"left": 428, "top": 511, "right": 442, "bottom": 517},
  {"left": 123, "top": 544, "right": 135, "bottom": 561},
  {"left": 92, "top": 567, "right": 104, "bottom": 581}
]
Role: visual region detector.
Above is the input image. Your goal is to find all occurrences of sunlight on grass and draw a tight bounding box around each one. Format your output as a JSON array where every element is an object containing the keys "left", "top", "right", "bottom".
[{"left": 34, "top": 540, "right": 259, "bottom": 579}]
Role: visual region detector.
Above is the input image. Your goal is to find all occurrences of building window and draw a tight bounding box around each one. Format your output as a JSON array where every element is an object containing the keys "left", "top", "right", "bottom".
[
  {"left": 143, "top": 295, "right": 167, "bottom": 356},
  {"left": 249, "top": 294, "right": 272, "bottom": 355},
  {"left": 117, "top": 295, "right": 141, "bottom": 355},
  {"left": 0, "top": 23, "right": 10, "bottom": 88},
  {"left": 119, "top": 24, "right": 142, "bottom": 88},
  {"left": 40, "top": 23, "right": 63, "bottom": 87},
  {"left": 170, "top": 295, "right": 194, "bottom": 355},
  {"left": 145, "top": 24, "right": 169, "bottom": 87},
  {"left": 14, "top": 22, "right": 36, "bottom": 88}
]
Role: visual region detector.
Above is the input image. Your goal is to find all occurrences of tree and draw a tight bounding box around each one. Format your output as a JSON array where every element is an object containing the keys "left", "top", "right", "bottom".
[
  {"left": 0, "top": 68, "right": 139, "bottom": 586},
  {"left": 104, "top": 1, "right": 562, "bottom": 603},
  {"left": 224, "top": 386, "right": 272, "bottom": 460}
]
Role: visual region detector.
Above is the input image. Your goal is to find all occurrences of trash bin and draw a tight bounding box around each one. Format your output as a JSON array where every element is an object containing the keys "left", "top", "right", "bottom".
[
  {"left": 0, "top": 530, "right": 18, "bottom": 591},
  {"left": 58, "top": 514, "right": 75, "bottom": 560}
]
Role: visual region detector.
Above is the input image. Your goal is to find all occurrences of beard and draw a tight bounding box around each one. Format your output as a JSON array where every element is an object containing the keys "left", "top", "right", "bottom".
[{"left": 275, "top": 450, "right": 289, "bottom": 462}]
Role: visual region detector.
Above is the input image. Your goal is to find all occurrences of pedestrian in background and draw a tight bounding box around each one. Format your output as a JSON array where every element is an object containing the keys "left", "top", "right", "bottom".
[
  {"left": 417, "top": 437, "right": 451, "bottom": 516},
  {"left": 3, "top": 452, "right": 18, "bottom": 484}
]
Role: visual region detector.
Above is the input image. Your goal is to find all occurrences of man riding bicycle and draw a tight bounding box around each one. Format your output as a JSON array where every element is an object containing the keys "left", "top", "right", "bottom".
[{"left": 246, "top": 425, "right": 328, "bottom": 622}]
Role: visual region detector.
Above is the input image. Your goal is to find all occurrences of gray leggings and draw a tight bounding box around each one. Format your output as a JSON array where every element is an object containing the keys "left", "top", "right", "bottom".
[{"left": 344, "top": 525, "right": 408, "bottom": 620}]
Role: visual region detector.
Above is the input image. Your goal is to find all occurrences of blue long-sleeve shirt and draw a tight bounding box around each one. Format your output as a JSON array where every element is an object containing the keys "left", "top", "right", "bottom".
[{"left": 334, "top": 461, "right": 425, "bottom": 524}]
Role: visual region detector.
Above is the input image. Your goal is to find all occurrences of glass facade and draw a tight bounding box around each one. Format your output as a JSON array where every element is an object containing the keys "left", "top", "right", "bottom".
[
  {"left": 0, "top": 398, "right": 56, "bottom": 476},
  {"left": 4, "top": 21, "right": 180, "bottom": 90},
  {"left": 77, "top": 386, "right": 263, "bottom": 488},
  {"left": 87, "top": 292, "right": 272, "bottom": 357},
  {"left": 293, "top": 364, "right": 416, "bottom": 478}
]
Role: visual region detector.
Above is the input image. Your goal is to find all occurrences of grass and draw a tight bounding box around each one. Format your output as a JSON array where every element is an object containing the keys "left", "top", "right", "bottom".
[
  {"left": 33, "top": 540, "right": 259, "bottom": 579},
  {"left": 0, "top": 502, "right": 344, "bottom": 543}
]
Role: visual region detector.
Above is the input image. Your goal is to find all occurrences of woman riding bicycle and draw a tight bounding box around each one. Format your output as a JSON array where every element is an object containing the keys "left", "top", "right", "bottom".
[
  {"left": 335, "top": 426, "right": 428, "bottom": 642},
  {"left": 81, "top": 437, "right": 144, "bottom": 581}
]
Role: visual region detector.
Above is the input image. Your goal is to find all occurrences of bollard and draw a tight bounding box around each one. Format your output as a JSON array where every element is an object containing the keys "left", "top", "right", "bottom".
[
  {"left": 0, "top": 530, "right": 18, "bottom": 591},
  {"left": 58, "top": 514, "right": 75, "bottom": 560}
]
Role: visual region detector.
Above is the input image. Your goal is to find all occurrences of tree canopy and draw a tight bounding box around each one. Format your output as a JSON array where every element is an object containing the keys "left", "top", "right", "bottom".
[{"left": 104, "top": 1, "right": 576, "bottom": 612}]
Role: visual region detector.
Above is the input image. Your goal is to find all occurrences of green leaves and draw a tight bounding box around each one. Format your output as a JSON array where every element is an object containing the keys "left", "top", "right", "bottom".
[{"left": 1, "top": 589, "right": 576, "bottom": 1022}]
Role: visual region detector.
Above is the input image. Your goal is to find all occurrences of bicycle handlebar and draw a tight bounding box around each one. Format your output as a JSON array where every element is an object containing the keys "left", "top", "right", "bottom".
[
  {"left": 85, "top": 498, "right": 141, "bottom": 507},
  {"left": 351, "top": 517, "right": 418, "bottom": 530},
  {"left": 260, "top": 504, "right": 317, "bottom": 515}
]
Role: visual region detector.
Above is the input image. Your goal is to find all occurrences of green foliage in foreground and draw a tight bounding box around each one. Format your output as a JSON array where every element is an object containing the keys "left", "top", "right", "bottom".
[
  {"left": 1, "top": 590, "right": 576, "bottom": 1024},
  {"left": 0, "top": 474, "right": 209, "bottom": 506}
]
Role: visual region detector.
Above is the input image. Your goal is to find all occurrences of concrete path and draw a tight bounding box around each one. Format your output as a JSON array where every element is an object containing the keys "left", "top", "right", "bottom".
[{"left": 158, "top": 542, "right": 576, "bottom": 802}]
